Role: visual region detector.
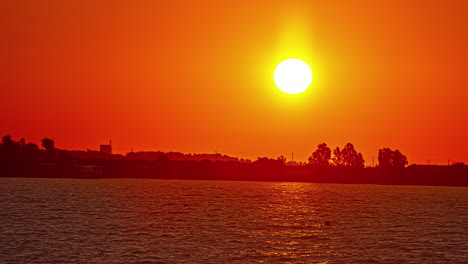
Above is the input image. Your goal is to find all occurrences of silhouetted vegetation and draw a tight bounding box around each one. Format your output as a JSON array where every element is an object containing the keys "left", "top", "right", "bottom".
[
  {"left": 308, "top": 143, "right": 331, "bottom": 166},
  {"left": 0, "top": 134, "right": 467, "bottom": 187},
  {"left": 378, "top": 148, "right": 408, "bottom": 168},
  {"left": 126, "top": 151, "right": 245, "bottom": 162},
  {"left": 41, "top": 138, "right": 56, "bottom": 163},
  {"left": 332, "top": 143, "right": 365, "bottom": 168}
]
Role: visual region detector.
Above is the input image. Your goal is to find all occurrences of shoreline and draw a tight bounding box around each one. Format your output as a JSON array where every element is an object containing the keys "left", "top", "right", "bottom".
[{"left": 2, "top": 173, "right": 467, "bottom": 188}]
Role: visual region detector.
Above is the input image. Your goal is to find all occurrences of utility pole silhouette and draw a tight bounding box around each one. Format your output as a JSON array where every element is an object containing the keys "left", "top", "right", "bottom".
[
  {"left": 372, "top": 157, "right": 375, "bottom": 167},
  {"left": 291, "top": 153, "right": 294, "bottom": 163}
]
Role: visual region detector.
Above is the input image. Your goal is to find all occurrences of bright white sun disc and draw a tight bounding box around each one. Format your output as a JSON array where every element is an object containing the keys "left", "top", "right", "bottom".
[{"left": 274, "top": 58, "right": 312, "bottom": 94}]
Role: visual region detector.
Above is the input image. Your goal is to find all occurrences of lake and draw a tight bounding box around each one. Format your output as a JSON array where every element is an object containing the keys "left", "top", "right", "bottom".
[{"left": 1, "top": 178, "right": 467, "bottom": 263}]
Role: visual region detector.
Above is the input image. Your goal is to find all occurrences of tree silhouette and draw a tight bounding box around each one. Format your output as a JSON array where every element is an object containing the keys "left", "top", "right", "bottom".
[
  {"left": 2, "top": 135, "right": 19, "bottom": 149},
  {"left": 277, "top": 155, "right": 286, "bottom": 165},
  {"left": 309, "top": 143, "right": 331, "bottom": 166},
  {"left": 41, "top": 138, "right": 55, "bottom": 152},
  {"left": 392, "top": 150, "right": 407, "bottom": 168},
  {"left": 20, "top": 138, "right": 26, "bottom": 147},
  {"left": 1, "top": 135, "right": 20, "bottom": 167},
  {"left": 0, "top": 135, "right": 40, "bottom": 170},
  {"left": 332, "top": 147, "right": 342, "bottom": 166},
  {"left": 1, "top": 135, "right": 20, "bottom": 154},
  {"left": 41, "top": 138, "right": 56, "bottom": 162},
  {"left": 378, "top": 148, "right": 392, "bottom": 168},
  {"left": 333, "top": 143, "right": 365, "bottom": 168},
  {"left": 378, "top": 148, "right": 408, "bottom": 168},
  {"left": 21, "top": 141, "right": 40, "bottom": 166}
]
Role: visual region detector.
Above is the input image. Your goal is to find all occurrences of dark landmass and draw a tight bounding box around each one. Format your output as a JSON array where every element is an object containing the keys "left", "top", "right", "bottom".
[{"left": 1, "top": 135, "right": 467, "bottom": 187}]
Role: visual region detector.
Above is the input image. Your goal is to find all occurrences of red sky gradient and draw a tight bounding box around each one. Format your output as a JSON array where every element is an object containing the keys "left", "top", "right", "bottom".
[{"left": 1, "top": 0, "right": 467, "bottom": 164}]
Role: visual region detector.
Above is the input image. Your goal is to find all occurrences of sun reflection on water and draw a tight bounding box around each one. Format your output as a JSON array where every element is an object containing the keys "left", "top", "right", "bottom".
[{"left": 236, "top": 182, "right": 342, "bottom": 263}]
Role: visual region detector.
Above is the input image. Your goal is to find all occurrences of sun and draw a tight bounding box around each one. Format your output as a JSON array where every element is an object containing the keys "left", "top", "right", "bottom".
[{"left": 274, "top": 58, "right": 312, "bottom": 94}]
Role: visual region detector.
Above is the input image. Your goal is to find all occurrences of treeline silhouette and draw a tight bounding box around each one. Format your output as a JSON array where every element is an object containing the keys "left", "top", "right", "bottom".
[
  {"left": 0, "top": 135, "right": 467, "bottom": 187},
  {"left": 126, "top": 151, "right": 249, "bottom": 163}
]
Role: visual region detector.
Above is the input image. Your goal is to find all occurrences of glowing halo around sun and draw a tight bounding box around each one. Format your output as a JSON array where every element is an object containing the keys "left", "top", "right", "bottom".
[{"left": 274, "top": 58, "right": 312, "bottom": 94}]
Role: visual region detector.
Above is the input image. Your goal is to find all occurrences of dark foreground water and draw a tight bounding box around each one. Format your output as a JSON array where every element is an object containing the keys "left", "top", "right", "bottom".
[{"left": 0, "top": 178, "right": 467, "bottom": 264}]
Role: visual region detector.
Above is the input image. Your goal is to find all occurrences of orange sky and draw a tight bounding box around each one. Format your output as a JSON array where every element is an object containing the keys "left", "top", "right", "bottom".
[{"left": 1, "top": 0, "right": 467, "bottom": 164}]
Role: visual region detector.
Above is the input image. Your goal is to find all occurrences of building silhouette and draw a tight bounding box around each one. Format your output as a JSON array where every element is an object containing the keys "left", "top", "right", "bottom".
[{"left": 100, "top": 141, "right": 112, "bottom": 154}]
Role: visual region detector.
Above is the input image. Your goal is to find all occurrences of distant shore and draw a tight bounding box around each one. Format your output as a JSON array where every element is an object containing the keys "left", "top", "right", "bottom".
[
  {"left": 2, "top": 160, "right": 467, "bottom": 187},
  {"left": 1, "top": 135, "right": 466, "bottom": 187}
]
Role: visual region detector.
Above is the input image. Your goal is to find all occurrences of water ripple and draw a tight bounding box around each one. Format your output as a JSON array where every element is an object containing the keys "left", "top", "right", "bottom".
[{"left": 0, "top": 178, "right": 467, "bottom": 263}]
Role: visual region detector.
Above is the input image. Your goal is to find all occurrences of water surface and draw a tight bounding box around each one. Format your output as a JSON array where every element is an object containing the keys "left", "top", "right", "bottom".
[{"left": 1, "top": 178, "right": 467, "bottom": 263}]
